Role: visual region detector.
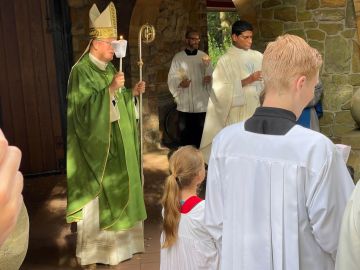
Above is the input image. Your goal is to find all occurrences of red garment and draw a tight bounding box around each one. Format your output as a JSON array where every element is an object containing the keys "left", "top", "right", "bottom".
[{"left": 180, "top": 196, "right": 203, "bottom": 214}]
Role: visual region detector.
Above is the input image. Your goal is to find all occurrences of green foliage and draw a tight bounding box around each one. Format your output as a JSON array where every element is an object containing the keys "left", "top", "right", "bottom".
[
  {"left": 208, "top": 35, "right": 232, "bottom": 66},
  {"left": 207, "top": 11, "right": 240, "bottom": 66}
]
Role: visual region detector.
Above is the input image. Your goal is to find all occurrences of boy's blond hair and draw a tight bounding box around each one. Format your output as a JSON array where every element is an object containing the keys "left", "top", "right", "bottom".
[{"left": 262, "top": 34, "right": 323, "bottom": 91}]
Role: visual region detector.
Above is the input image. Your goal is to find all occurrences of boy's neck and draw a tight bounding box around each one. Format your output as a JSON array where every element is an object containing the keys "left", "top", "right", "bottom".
[{"left": 263, "top": 90, "right": 302, "bottom": 119}]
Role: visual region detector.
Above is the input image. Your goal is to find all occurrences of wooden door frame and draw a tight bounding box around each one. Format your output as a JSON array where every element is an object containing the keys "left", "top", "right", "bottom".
[{"left": 47, "top": 0, "right": 73, "bottom": 172}]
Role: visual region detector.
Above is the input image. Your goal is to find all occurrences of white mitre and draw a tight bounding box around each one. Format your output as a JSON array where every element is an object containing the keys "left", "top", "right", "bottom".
[
  {"left": 75, "top": 2, "right": 118, "bottom": 63},
  {"left": 89, "top": 1, "right": 117, "bottom": 39}
]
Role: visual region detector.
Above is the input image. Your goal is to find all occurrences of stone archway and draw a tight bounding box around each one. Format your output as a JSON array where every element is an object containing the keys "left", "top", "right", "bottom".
[
  {"left": 232, "top": 0, "right": 257, "bottom": 25},
  {"left": 128, "top": 0, "right": 207, "bottom": 151},
  {"left": 128, "top": 0, "right": 180, "bottom": 151}
]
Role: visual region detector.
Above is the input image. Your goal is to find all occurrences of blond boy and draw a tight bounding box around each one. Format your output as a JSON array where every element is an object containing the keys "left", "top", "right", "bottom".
[{"left": 205, "top": 35, "right": 354, "bottom": 270}]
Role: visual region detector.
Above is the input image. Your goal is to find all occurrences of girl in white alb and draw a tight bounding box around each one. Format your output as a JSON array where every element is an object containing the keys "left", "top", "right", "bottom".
[{"left": 160, "top": 146, "right": 219, "bottom": 270}]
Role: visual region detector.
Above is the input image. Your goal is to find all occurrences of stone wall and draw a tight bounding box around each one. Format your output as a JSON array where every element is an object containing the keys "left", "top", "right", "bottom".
[
  {"left": 67, "top": 0, "right": 207, "bottom": 152},
  {"left": 128, "top": 0, "right": 208, "bottom": 151},
  {"left": 66, "top": 0, "right": 359, "bottom": 178},
  {"left": 67, "top": 0, "right": 136, "bottom": 73},
  {"left": 254, "top": 0, "right": 358, "bottom": 140},
  {"left": 252, "top": 0, "right": 360, "bottom": 180}
]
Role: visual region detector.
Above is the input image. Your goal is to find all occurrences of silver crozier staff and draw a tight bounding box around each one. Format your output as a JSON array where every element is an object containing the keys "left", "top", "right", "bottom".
[{"left": 137, "top": 23, "right": 155, "bottom": 187}]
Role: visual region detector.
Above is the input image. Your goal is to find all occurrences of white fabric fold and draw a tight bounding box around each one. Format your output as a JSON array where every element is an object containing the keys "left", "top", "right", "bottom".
[
  {"left": 200, "top": 46, "right": 263, "bottom": 163},
  {"left": 168, "top": 50, "right": 213, "bottom": 113},
  {"left": 160, "top": 201, "right": 219, "bottom": 270},
  {"left": 76, "top": 198, "right": 144, "bottom": 266},
  {"left": 205, "top": 123, "right": 354, "bottom": 270}
]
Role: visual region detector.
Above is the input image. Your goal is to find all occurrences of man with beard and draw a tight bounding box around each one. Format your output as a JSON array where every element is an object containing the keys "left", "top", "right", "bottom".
[{"left": 168, "top": 29, "right": 213, "bottom": 148}]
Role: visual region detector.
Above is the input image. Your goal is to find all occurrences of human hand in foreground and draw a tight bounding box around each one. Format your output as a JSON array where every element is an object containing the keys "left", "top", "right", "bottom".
[
  {"left": 0, "top": 129, "right": 23, "bottom": 246},
  {"left": 132, "top": 81, "right": 146, "bottom": 96}
]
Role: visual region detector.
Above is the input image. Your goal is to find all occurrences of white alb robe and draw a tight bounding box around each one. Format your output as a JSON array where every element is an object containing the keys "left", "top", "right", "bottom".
[
  {"left": 335, "top": 180, "right": 360, "bottom": 270},
  {"left": 168, "top": 50, "right": 213, "bottom": 113},
  {"left": 76, "top": 198, "right": 144, "bottom": 265},
  {"left": 200, "top": 46, "right": 263, "bottom": 163},
  {"left": 160, "top": 201, "right": 219, "bottom": 270},
  {"left": 205, "top": 123, "right": 354, "bottom": 270}
]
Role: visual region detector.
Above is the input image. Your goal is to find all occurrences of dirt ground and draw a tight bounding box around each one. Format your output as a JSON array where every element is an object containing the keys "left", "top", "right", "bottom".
[{"left": 20, "top": 149, "right": 170, "bottom": 270}]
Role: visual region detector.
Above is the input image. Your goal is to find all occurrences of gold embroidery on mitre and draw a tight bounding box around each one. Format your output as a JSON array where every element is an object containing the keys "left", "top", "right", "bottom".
[
  {"left": 89, "top": 27, "right": 117, "bottom": 39},
  {"left": 89, "top": 2, "right": 117, "bottom": 39}
]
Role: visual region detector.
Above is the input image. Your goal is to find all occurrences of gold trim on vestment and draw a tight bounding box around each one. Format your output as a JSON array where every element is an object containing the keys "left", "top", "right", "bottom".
[
  {"left": 103, "top": 91, "right": 132, "bottom": 231},
  {"left": 66, "top": 87, "right": 112, "bottom": 220}
]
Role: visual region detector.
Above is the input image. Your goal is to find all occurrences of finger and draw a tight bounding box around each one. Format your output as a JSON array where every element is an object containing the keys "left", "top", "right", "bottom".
[
  {"left": 11, "top": 171, "right": 24, "bottom": 198},
  {"left": 0, "top": 130, "right": 8, "bottom": 164},
  {"left": 1, "top": 171, "right": 23, "bottom": 210},
  {"left": 0, "top": 146, "right": 22, "bottom": 192},
  {"left": 0, "top": 193, "right": 23, "bottom": 243},
  {"left": 117, "top": 74, "right": 125, "bottom": 81},
  {"left": 118, "top": 74, "right": 125, "bottom": 80},
  {"left": 0, "top": 129, "right": 5, "bottom": 140},
  {"left": 0, "top": 171, "right": 22, "bottom": 215}
]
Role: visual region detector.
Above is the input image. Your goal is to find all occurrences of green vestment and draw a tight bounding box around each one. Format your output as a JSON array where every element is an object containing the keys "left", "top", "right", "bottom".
[{"left": 66, "top": 53, "right": 146, "bottom": 231}]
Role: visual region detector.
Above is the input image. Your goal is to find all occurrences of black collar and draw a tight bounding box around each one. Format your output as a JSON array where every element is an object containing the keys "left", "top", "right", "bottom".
[
  {"left": 185, "top": 49, "right": 198, "bottom": 56},
  {"left": 245, "top": 107, "right": 297, "bottom": 135}
]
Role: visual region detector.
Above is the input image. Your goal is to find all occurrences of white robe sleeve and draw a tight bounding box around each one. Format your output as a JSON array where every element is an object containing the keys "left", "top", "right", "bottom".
[
  {"left": 335, "top": 181, "right": 360, "bottom": 270},
  {"left": 307, "top": 148, "right": 354, "bottom": 260},
  {"left": 167, "top": 54, "right": 185, "bottom": 100},
  {"left": 204, "top": 137, "right": 224, "bottom": 254}
]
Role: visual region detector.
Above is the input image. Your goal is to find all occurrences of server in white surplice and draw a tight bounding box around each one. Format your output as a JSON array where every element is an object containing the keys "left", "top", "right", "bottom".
[{"left": 204, "top": 34, "right": 355, "bottom": 270}]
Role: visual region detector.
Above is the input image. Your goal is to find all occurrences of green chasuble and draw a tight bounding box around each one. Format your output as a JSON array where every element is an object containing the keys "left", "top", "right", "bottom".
[{"left": 66, "top": 53, "right": 147, "bottom": 231}]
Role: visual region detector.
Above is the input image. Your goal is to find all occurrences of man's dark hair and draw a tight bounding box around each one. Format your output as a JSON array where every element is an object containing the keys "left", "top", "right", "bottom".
[
  {"left": 185, "top": 28, "right": 199, "bottom": 38},
  {"left": 231, "top": 20, "right": 253, "bottom": 36}
]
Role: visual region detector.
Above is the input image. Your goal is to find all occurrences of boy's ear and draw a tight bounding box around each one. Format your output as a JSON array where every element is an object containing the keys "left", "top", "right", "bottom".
[{"left": 295, "top": 75, "right": 306, "bottom": 92}]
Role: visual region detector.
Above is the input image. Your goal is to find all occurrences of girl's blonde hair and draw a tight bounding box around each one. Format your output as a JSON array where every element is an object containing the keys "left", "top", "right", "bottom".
[{"left": 161, "top": 146, "right": 204, "bottom": 248}]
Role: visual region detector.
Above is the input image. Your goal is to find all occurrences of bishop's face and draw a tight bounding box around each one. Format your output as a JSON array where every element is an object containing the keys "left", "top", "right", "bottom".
[
  {"left": 232, "top": 30, "right": 253, "bottom": 50},
  {"left": 93, "top": 37, "right": 116, "bottom": 62}
]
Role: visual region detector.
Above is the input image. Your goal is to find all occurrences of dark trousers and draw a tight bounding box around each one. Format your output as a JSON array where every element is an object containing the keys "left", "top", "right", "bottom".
[{"left": 178, "top": 111, "right": 206, "bottom": 149}]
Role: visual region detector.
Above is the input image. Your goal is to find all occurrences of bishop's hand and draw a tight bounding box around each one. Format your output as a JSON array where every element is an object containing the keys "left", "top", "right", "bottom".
[
  {"left": 132, "top": 81, "right": 146, "bottom": 96},
  {"left": 109, "top": 72, "right": 125, "bottom": 95}
]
